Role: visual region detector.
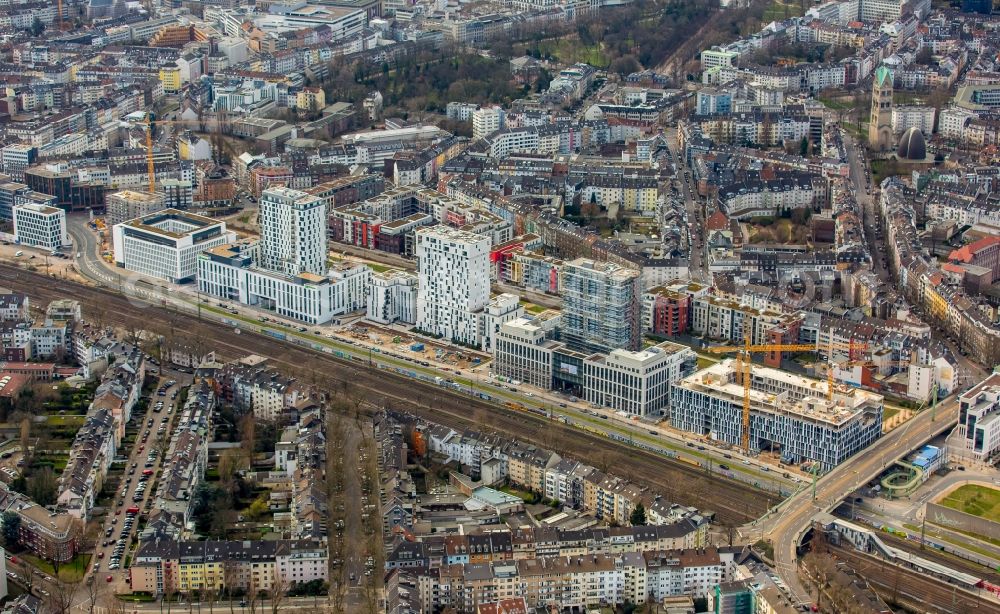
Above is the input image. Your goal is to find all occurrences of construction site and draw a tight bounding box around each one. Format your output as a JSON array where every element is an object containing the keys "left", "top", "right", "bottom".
[{"left": 669, "top": 359, "right": 885, "bottom": 470}]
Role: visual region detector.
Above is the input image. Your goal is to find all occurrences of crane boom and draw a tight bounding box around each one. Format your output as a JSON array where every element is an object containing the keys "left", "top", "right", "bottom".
[
  {"left": 145, "top": 124, "right": 156, "bottom": 193},
  {"left": 706, "top": 337, "right": 870, "bottom": 453},
  {"left": 141, "top": 118, "right": 202, "bottom": 193}
]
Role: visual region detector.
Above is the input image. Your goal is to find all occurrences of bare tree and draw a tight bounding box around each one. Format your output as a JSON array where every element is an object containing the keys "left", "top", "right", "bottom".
[
  {"left": 15, "top": 559, "right": 35, "bottom": 594},
  {"left": 268, "top": 572, "right": 289, "bottom": 614},
  {"left": 46, "top": 578, "right": 80, "bottom": 614},
  {"left": 245, "top": 574, "right": 261, "bottom": 614},
  {"left": 124, "top": 323, "right": 145, "bottom": 350},
  {"left": 222, "top": 559, "right": 240, "bottom": 614},
  {"left": 103, "top": 591, "right": 128, "bottom": 614},
  {"left": 84, "top": 575, "right": 104, "bottom": 614},
  {"left": 239, "top": 414, "right": 256, "bottom": 468},
  {"left": 19, "top": 417, "right": 30, "bottom": 461}
]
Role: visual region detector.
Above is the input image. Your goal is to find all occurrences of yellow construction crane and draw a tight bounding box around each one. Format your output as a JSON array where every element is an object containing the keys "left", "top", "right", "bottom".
[
  {"left": 706, "top": 334, "right": 869, "bottom": 452},
  {"left": 140, "top": 118, "right": 202, "bottom": 193}
]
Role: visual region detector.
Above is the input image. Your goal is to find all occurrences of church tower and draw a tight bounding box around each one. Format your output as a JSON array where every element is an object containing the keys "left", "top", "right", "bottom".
[{"left": 868, "top": 66, "right": 893, "bottom": 150}]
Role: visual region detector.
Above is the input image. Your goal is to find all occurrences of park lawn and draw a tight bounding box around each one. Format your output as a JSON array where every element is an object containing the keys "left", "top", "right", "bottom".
[
  {"left": 21, "top": 553, "right": 91, "bottom": 583},
  {"left": 763, "top": 0, "right": 804, "bottom": 21},
  {"left": 525, "top": 303, "right": 546, "bottom": 314},
  {"left": 46, "top": 415, "right": 85, "bottom": 428},
  {"left": 817, "top": 96, "right": 854, "bottom": 111},
  {"left": 882, "top": 406, "right": 900, "bottom": 422},
  {"left": 939, "top": 484, "right": 1000, "bottom": 523}
]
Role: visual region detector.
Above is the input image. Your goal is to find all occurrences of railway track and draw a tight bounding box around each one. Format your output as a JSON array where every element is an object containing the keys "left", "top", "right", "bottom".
[
  {"left": 4, "top": 265, "right": 771, "bottom": 523},
  {"left": 877, "top": 529, "right": 1000, "bottom": 586},
  {"left": 831, "top": 545, "right": 1000, "bottom": 614}
]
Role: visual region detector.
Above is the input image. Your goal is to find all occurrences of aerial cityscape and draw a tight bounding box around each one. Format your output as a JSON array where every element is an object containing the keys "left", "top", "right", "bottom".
[{"left": 0, "top": 0, "right": 995, "bottom": 611}]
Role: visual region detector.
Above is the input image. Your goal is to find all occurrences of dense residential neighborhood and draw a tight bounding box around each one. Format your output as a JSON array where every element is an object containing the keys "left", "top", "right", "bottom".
[{"left": 0, "top": 0, "right": 996, "bottom": 610}]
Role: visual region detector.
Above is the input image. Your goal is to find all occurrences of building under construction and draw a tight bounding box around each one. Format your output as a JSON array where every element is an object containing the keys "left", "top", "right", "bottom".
[{"left": 669, "top": 360, "right": 884, "bottom": 470}]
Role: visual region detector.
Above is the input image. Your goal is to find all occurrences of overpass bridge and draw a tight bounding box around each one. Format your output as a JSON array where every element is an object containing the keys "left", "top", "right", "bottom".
[{"left": 743, "top": 397, "right": 960, "bottom": 606}]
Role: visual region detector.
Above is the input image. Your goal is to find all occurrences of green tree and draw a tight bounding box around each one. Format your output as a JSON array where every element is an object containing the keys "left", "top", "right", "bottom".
[
  {"left": 800, "top": 137, "right": 809, "bottom": 157},
  {"left": 1, "top": 511, "right": 20, "bottom": 546},
  {"left": 246, "top": 495, "right": 269, "bottom": 521},
  {"left": 29, "top": 17, "right": 44, "bottom": 37},
  {"left": 629, "top": 503, "right": 647, "bottom": 526}
]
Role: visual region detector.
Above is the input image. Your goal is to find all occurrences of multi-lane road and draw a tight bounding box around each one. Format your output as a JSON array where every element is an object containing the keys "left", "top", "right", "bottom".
[{"left": 755, "top": 395, "right": 960, "bottom": 605}]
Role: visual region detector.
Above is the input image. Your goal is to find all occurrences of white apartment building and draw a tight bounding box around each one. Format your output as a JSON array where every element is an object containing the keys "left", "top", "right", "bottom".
[
  {"left": 493, "top": 312, "right": 562, "bottom": 389},
  {"left": 1, "top": 143, "right": 36, "bottom": 180},
  {"left": 472, "top": 106, "right": 506, "bottom": 140},
  {"left": 939, "top": 106, "right": 976, "bottom": 140},
  {"left": 415, "top": 225, "right": 491, "bottom": 346},
  {"left": 37, "top": 133, "right": 88, "bottom": 159},
  {"left": 12, "top": 203, "right": 67, "bottom": 250},
  {"left": 689, "top": 295, "right": 791, "bottom": 346},
  {"left": 582, "top": 341, "right": 697, "bottom": 417},
  {"left": 859, "top": 0, "right": 903, "bottom": 22},
  {"left": 258, "top": 186, "right": 327, "bottom": 277},
  {"left": 446, "top": 102, "right": 479, "bottom": 122},
  {"left": 366, "top": 269, "right": 417, "bottom": 325},
  {"left": 112, "top": 209, "right": 236, "bottom": 283},
  {"left": 477, "top": 293, "right": 524, "bottom": 354},
  {"left": 276, "top": 546, "right": 328, "bottom": 586},
  {"left": 892, "top": 105, "right": 936, "bottom": 135}
]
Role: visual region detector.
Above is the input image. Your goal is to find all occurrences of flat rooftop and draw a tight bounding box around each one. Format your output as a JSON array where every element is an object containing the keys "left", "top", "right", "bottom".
[
  {"left": 110, "top": 190, "right": 164, "bottom": 204},
  {"left": 677, "top": 359, "right": 882, "bottom": 425},
  {"left": 15, "top": 202, "right": 61, "bottom": 216},
  {"left": 124, "top": 208, "right": 223, "bottom": 238}
]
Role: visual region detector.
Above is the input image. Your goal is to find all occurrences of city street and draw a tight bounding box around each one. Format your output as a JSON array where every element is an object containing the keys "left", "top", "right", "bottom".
[
  {"left": 757, "top": 395, "right": 961, "bottom": 606},
  {"left": 87, "top": 374, "right": 190, "bottom": 595}
]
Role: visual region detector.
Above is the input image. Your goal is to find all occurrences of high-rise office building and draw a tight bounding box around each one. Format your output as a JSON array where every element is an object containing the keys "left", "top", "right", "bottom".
[
  {"left": 415, "top": 225, "right": 491, "bottom": 346},
  {"left": 561, "top": 258, "right": 642, "bottom": 354},
  {"left": 258, "top": 186, "right": 327, "bottom": 277}
]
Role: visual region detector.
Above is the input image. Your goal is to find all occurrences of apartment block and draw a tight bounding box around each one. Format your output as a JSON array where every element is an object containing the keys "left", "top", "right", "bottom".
[
  {"left": 561, "top": 258, "right": 641, "bottom": 354},
  {"left": 493, "top": 311, "right": 694, "bottom": 417},
  {"left": 416, "top": 225, "right": 491, "bottom": 346},
  {"left": 472, "top": 106, "right": 505, "bottom": 140},
  {"left": 198, "top": 243, "right": 370, "bottom": 324},
  {"left": 258, "top": 186, "right": 327, "bottom": 277},
  {"left": 0, "top": 488, "right": 78, "bottom": 562},
  {"left": 670, "top": 360, "right": 884, "bottom": 469},
  {"left": 367, "top": 269, "right": 418, "bottom": 325},
  {"left": 582, "top": 341, "right": 697, "bottom": 417},
  {"left": 643, "top": 281, "right": 710, "bottom": 337},
  {"left": 689, "top": 294, "right": 799, "bottom": 349},
  {"left": 130, "top": 539, "right": 327, "bottom": 596},
  {"left": 396, "top": 548, "right": 732, "bottom": 611}
]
